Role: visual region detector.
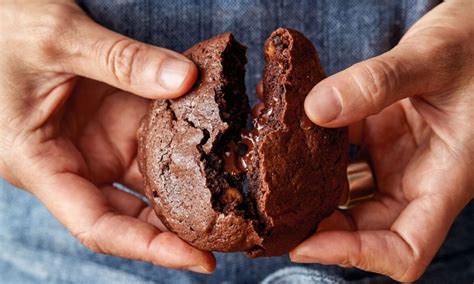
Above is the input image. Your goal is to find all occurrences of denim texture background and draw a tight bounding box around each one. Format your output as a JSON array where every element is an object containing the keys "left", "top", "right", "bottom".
[{"left": 1, "top": 1, "right": 473, "bottom": 283}]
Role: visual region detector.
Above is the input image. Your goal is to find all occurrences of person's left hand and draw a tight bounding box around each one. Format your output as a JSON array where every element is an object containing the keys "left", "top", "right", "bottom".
[{"left": 290, "top": 0, "right": 473, "bottom": 281}]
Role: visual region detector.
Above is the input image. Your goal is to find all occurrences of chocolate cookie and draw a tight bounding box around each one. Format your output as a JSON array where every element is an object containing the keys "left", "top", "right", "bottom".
[
  {"left": 242, "top": 28, "right": 349, "bottom": 256},
  {"left": 137, "top": 28, "right": 348, "bottom": 257}
]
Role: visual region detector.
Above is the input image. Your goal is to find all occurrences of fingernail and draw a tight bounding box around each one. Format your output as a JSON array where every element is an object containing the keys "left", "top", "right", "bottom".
[
  {"left": 338, "top": 263, "right": 353, "bottom": 268},
  {"left": 289, "top": 252, "right": 317, "bottom": 263},
  {"left": 187, "top": 265, "right": 212, "bottom": 274},
  {"left": 305, "top": 85, "right": 342, "bottom": 123},
  {"left": 158, "top": 58, "right": 192, "bottom": 91}
]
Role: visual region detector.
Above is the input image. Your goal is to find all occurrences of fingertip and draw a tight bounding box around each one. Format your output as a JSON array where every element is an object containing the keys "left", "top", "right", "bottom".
[
  {"left": 195, "top": 252, "right": 217, "bottom": 274},
  {"left": 288, "top": 232, "right": 318, "bottom": 263},
  {"left": 184, "top": 59, "right": 199, "bottom": 90},
  {"left": 304, "top": 84, "right": 342, "bottom": 127},
  {"left": 289, "top": 252, "right": 317, "bottom": 263},
  {"left": 152, "top": 232, "right": 215, "bottom": 273},
  {"left": 289, "top": 227, "right": 354, "bottom": 265},
  {"left": 155, "top": 57, "right": 198, "bottom": 99},
  {"left": 186, "top": 251, "right": 216, "bottom": 274},
  {"left": 289, "top": 241, "right": 319, "bottom": 263},
  {"left": 187, "top": 265, "right": 214, "bottom": 274}
]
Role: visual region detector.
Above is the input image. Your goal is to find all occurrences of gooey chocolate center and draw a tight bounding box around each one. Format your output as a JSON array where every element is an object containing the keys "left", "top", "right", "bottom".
[
  {"left": 222, "top": 96, "right": 272, "bottom": 177},
  {"left": 220, "top": 35, "right": 283, "bottom": 181},
  {"left": 219, "top": 33, "right": 315, "bottom": 209}
]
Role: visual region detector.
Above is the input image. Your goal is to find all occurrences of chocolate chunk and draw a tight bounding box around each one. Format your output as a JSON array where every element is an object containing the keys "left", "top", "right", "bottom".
[
  {"left": 223, "top": 141, "right": 246, "bottom": 175},
  {"left": 221, "top": 187, "right": 243, "bottom": 205}
]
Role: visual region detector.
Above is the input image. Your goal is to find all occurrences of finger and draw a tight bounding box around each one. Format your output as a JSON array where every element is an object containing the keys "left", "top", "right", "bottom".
[
  {"left": 320, "top": 193, "right": 403, "bottom": 232},
  {"left": 101, "top": 185, "right": 167, "bottom": 231},
  {"left": 49, "top": 12, "right": 197, "bottom": 99},
  {"left": 291, "top": 194, "right": 462, "bottom": 282},
  {"left": 137, "top": 206, "right": 169, "bottom": 232},
  {"left": 68, "top": 82, "right": 148, "bottom": 193},
  {"left": 101, "top": 185, "right": 146, "bottom": 216},
  {"left": 291, "top": 230, "right": 417, "bottom": 276},
  {"left": 33, "top": 173, "right": 216, "bottom": 273},
  {"left": 316, "top": 210, "right": 354, "bottom": 232},
  {"left": 304, "top": 42, "right": 456, "bottom": 127},
  {"left": 347, "top": 195, "right": 405, "bottom": 230},
  {"left": 120, "top": 158, "right": 145, "bottom": 195}
]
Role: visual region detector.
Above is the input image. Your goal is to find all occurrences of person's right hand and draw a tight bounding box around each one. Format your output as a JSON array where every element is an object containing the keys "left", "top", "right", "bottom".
[{"left": 0, "top": 0, "right": 216, "bottom": 273}]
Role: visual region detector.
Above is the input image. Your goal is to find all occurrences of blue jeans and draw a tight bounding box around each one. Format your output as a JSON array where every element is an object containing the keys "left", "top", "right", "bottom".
[{"left": 1, "top": 1, "right": 473, "bottom": 283}]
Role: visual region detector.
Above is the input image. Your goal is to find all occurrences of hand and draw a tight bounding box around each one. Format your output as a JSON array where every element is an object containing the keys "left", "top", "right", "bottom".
[
  {"left": 291, "top": 0, "right": 474, "bottom": 281},
  {"left": 0, "top": 0, "right": 216, "bottom": 273}
]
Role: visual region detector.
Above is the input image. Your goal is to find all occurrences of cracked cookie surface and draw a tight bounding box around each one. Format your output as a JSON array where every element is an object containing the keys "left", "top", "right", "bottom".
[
  {"left": 137, "top": 29, "right": 349, "bottom": 257},
  {"left": 137, "top": 33, "right": 262, "bottom": 252}
]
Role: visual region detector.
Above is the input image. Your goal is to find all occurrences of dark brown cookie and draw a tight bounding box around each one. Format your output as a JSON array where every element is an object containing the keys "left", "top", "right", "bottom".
[
  {"left": 137, "top": 33, "right": 262, "bottom": 252},
  {"left": 243, "top": 28, "right": 349, "bottom": 257},
  {"left": 137, "top": 28, "right": 348, "bottom": 257}
]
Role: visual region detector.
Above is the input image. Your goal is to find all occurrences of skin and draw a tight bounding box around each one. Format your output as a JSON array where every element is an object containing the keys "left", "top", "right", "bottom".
[
  {"left": 0, "top": 0, "right": 472, "bottom": 281},
  {"left": 294, "top": 0, "right": 474, "bottom": 281},
  {"left": 0, "top": 0, "right": 215, "bottom": 274}
]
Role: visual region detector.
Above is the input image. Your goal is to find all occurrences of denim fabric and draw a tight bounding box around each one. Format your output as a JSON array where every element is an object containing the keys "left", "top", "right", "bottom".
[
  {"left": 2, "top": 0, "right": 473, "bottom": 283},
  {"left": 76, "top": 0, "right": 441, "bottom": 106},
  {"left": 261, "top": 267, "right": 346, "bottom": 284}
]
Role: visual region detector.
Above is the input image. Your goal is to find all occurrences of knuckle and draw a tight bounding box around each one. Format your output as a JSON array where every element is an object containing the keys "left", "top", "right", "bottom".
[
  {"left": 156, "top": 231, "right": 178, "bottom": 247},
  {"left": 75, "top": 231, "right": 103, "bottom": 254},
  {"left": 397, "top": 263, "right": 425, "bottom": 282},
  {"left": 104, "top": 39, "right": 147, "bottom": 85},
  {"left": 414, "top": 35, "right": 468, "bottom": 82},
  {"left": 0, "top": 127, "right": 20, "bottom": 186},
  {"left": 419, "top": 34, "right": 465, "bottom": 62},
  {"left": 36, "top": 8, "right": 68, "bottom": 48},
  {"left": 395, "top": 249, "right": 430, "bottom": 282},
  {"left": 149, "top": 232, "right": 184, "bottom": 267},
  {"left": 351, "top": 58, "right": 398, "bottom": 113},
  {"left": 348, "top": 232, "right": 364, "bottom": 268},
  {"left": 74, "top": 212, "right": 117, "bottom": 256},
  {"left": 0, "top": 155, "right": 16, "bottom": 186},
  {"left": 398, "top": 272, "right": 423, "bottom": 283},
  {"left": 34, "top": 4, "right": 80, "bottom": 61},
  {"left": 0, "top": 156, "right": 6, "bottom": 179}
]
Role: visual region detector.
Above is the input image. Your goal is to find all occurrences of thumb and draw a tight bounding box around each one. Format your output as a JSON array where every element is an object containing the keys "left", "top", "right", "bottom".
[
  {"left": 59, "top": 14, "right": 197, "bottom": 99},
  {"left": 304, "top": 44, "right": 445, "bottom": 127}
]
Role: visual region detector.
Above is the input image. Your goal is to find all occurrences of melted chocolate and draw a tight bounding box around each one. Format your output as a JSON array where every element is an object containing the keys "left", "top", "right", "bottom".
[
  {"left": 240, "top": 129, "right": 257, "bottom": 169},
  {"left": 221, "top": 187, "right": 243, "bottom": 205},
  {"left": 221, "top": 128, "right": 259, "bottom": 177},
  {"left": 223, "top": 142, "right": 246, "bottom": 175},
  {"left": 223, "top": 93, "right": 269, "bottom": 177}
]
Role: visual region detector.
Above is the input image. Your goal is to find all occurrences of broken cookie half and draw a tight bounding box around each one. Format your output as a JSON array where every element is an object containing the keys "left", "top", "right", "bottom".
[{"left": 137, "top": 28, "right": 348, "bottom": 257}]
